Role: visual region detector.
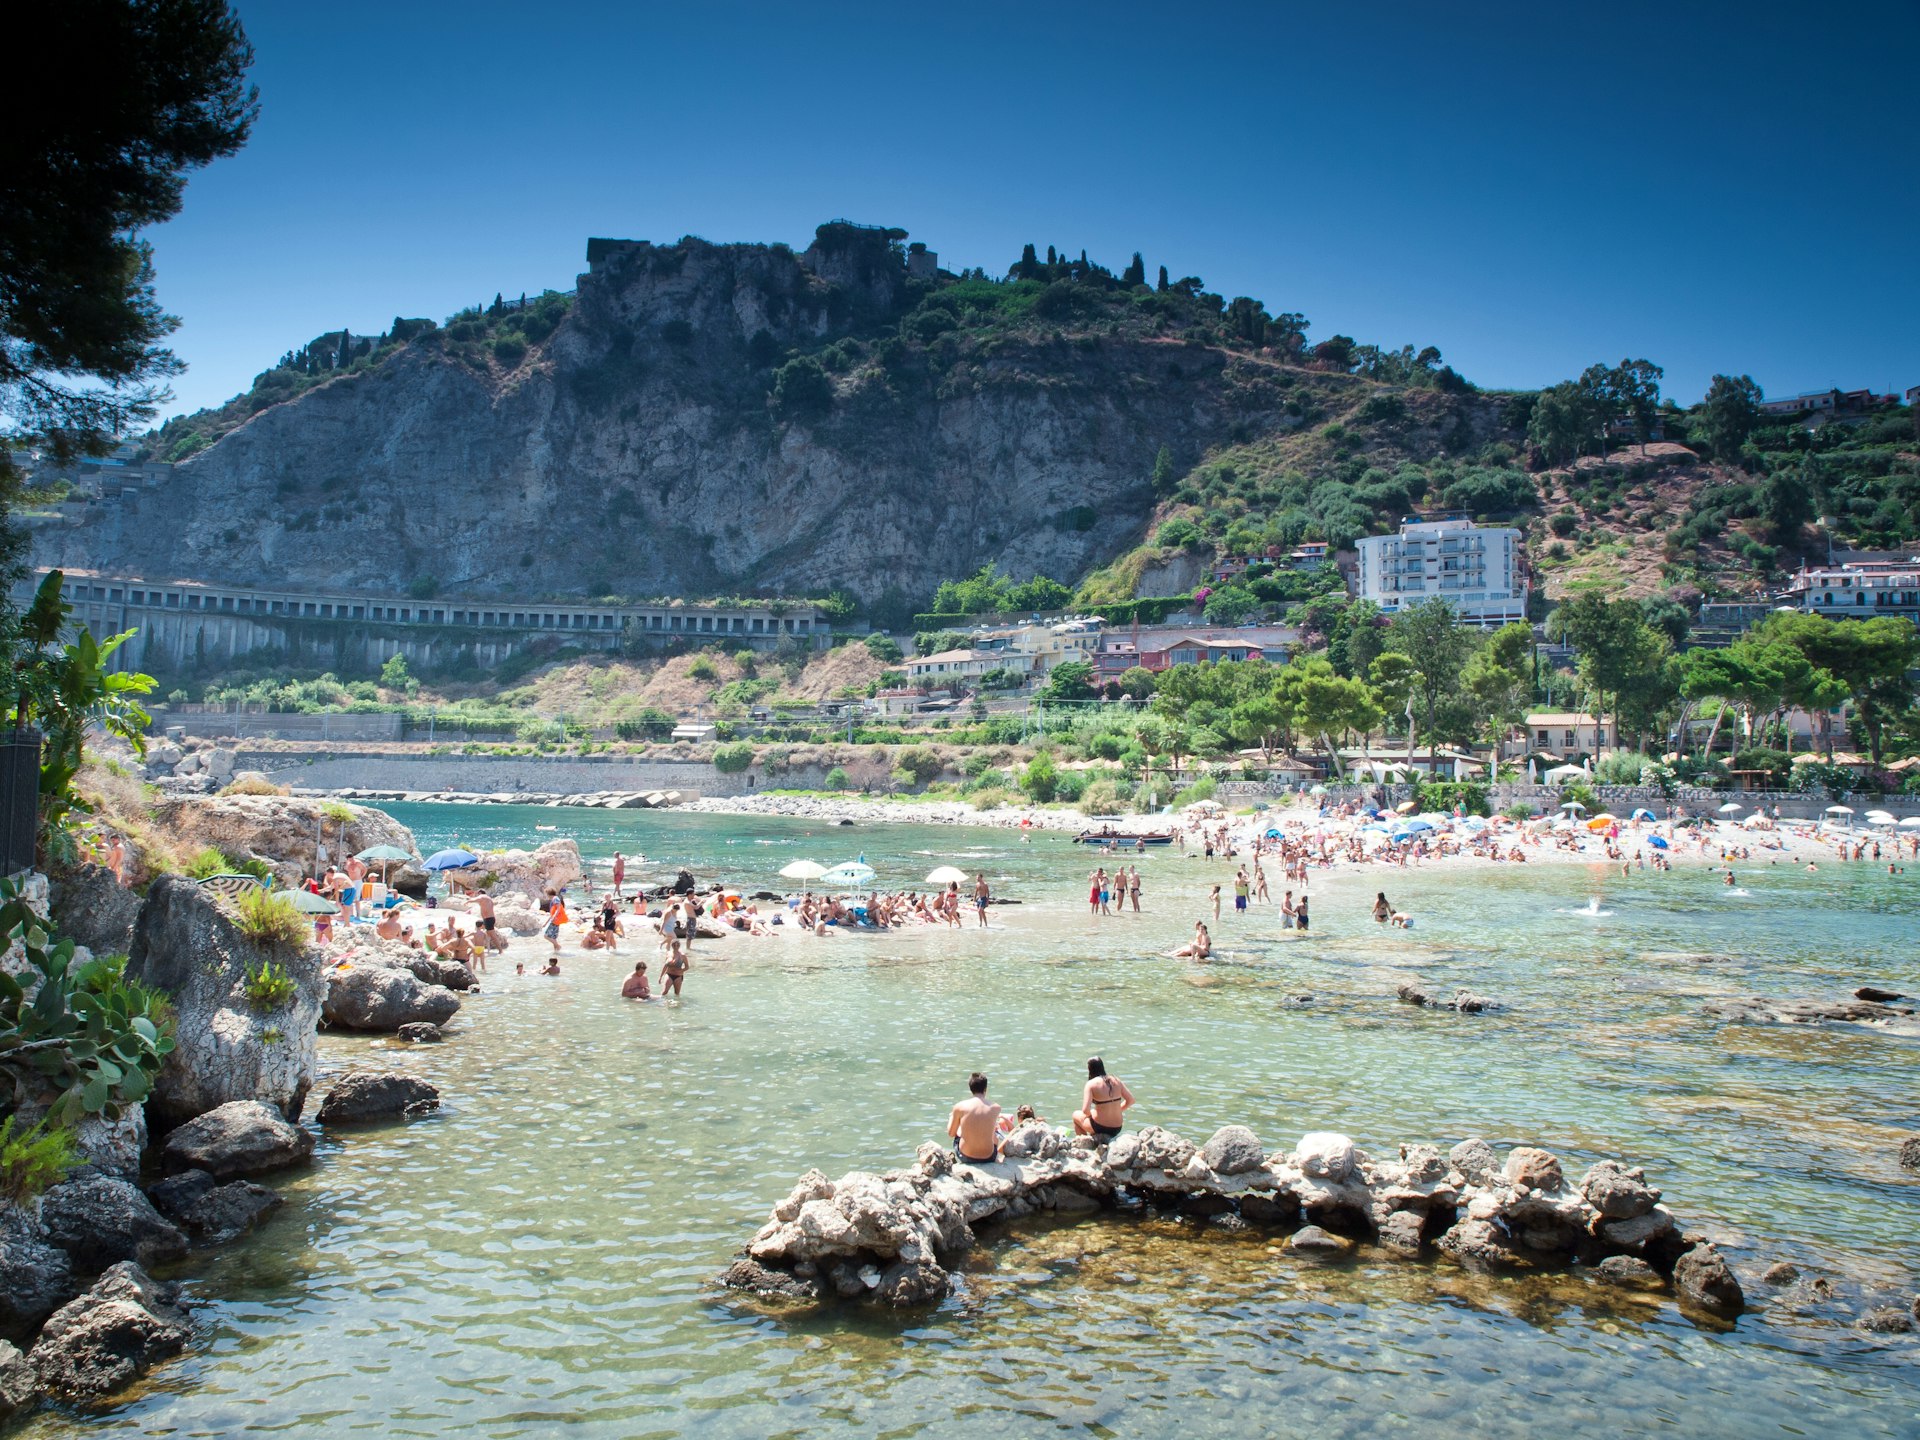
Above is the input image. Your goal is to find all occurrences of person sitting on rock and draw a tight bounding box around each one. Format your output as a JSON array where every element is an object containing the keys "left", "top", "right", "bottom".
[
  {"left": 375, "top": 911, "right": 403, "bottom": 941},
  {"left": 1072, "top": 1057, "right": 1133, "bottom": 1143},
  {"left": 621, "top": 960, "right": 652, "bottom": 999},
  {"left": 948, "top": 1072, "right": 1002, "bottom": 1165},
  {"left": 997, "top": 1103, "right": 1041, "bottom": 1138}
]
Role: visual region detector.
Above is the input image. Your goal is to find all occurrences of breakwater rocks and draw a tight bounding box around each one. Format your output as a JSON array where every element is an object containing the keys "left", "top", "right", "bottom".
[{"left": 721, "top": 1125, "right": 1747, "bottom": 1316}]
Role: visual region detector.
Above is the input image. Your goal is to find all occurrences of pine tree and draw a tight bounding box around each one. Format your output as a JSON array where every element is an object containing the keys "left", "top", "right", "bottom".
[
  {"left": 1122, "top": 252, "right": 1146, "bottom": 287},
  {"left": 1016, "top": 243, "right": 1039, "bottom": 280},
  {"left": 335, "top": 329, "right": 351, "bottom": 368},
  {"left": 1157, "top": 265, "right": 1169, "bottom": 293},
  {"left": 1046, "top": 245, "right": 1057, "bottom": 266},
  {"left": 488, "top": 292, "right": 503, "bottom": 317}
]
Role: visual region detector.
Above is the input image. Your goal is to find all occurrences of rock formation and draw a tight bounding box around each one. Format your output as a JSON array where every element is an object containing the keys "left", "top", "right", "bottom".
[
  {"left": 150, "top": 794, "right": 416, "bottom": 886},
  {"left": 28, "top": 1263, "right": 191, "bottom": 1400},
  {"left": 160, "top": 1099, "right": 315, "bottom": 1180},
  {"left": 722, "top": 1125, "right": 1741, "bottom": 1314},
  {"left": 315, "top": 1071, "right": 440, "bottom": 1125},
  {"left": 126, "top": 876, "right": 327, "bottom": 1124}
]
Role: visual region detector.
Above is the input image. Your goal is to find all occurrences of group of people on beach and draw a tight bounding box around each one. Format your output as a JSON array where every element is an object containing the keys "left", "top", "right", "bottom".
[{"left": 947, "top": 1058, "right": 1136, "bottom": 1165}]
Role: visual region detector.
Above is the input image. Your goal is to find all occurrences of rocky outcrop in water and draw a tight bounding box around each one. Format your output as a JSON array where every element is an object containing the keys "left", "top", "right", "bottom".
[
  {"left": 451, "top": 839, "right": 583, "bottom": 904},
  {"left": 150, "top": 794, "right": 417, "bottom": 887},
  {"left": 316, "top": 1071, "right": 440, "bottom": 1125},
  {"left": 28, "top": 1263, "right": 190, "bottom": 1400},
  {"left": 37, "top": 1175, "right": 187, "bottom": 1275},
  {"left": 160, "top": 1100, "right": 314, "bottom": 1180},
  {"left": 721, "top": 1125, "right": 1738, "bottom": 1312},
  {"left": 1704, "top": 995, "right": 1920, "bottom": 1036},
  {"left": 126, "top": 876, "right": 327, "bottom": 1125}
]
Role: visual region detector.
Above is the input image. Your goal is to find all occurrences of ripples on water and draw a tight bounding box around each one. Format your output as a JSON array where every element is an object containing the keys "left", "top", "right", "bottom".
[{"left": 22, "top": 807, "right": 1919, "bottom": 1438}]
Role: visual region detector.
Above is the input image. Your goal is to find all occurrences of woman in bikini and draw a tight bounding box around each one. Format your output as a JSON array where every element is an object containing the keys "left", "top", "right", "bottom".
[
  {"left": 1072, "top": 1057, "right": 1134, "bottom": 1142},
  {"left": 660, "top": 942, "right": 688, "bottom": 999}
]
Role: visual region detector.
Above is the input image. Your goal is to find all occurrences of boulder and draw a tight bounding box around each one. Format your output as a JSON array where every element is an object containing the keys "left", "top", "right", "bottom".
[
  {"left": 453, "top": 839, "right": 583, "bottom": 904},
  {"left": 1287, "top": 1226, "right": 1353, "bottom": 1259},
  {"left": 720, "top": 1256, "right": 824, "bottom": 1302},
  {"left": 323, "top": 964, "right": 462, "bottom": 1032},
  {"left": 1106, "top": 1125, "right": 1195, "bottom": 1173},
  {"left": 161, "top": 1100, "right": 314, "bottom": 1180},
  {"left": 0, "top": 1339, "right": 35, "bottom": 1421},
  {"left": 0, "top": 1207, "right": 77, "bottom": 1341},
  {"left": 1295, "top": 1132, "right": 1356, "bottom": 1182},
  {"left": 1449, "top": 1137, "right": 1500, "bottom": 1186},
  {"left": 1856, "top": 1306, "right": 1912, "bottom": 1334},
  {"left": 1239, "top": 1192, "right": 1302, "bottom": 1227},
  {"left": 316, "top": 1071, "right": 440, "bottom": 1125},
  {"left": 405, "top": 955, "right": 476, "bottom": 991},
  {"left": 1899, "top": 1136, "right": 1920, "bottom": 1170},
  {"left": 125, "top": 874, "right": 326, "bottom": 1125},
  {"left": 1673, "top": 1243, "right": 1744, "bottom": 1315},
  {"left": 175, "top": 1182, "right": 283, "bottom": 1246},
  {"left": 149, "top": 793, "right": 414, "bottom": 886},
  {"left": 391, "top": 865, "right": 430, "bottom": 899},
  {"left": 29, "top": 1263, "right": 190, "bottom": 1400},
  {"left": 1503, "top": 1147, "right": 1564, "bottom": 1192},
  {"left": 37, "top": 1174, "right": 187, "bottom": 1274},
  {"left": 1593, "top": 1255, "right": 1664, "bottom": 1290},
  {"left": 396, "top": 1021, "right": 443, "bottom": 1044},
  {"left": 1378, "top": 1210, "right": 1426, "bottom": 1258},
  {"left": 203, "top": 748, "right": 235, "bottom": 782},
  {"left": 999, "top": 1122, "right": 1062, "bottom": 1161},
  {"left": 1761, "top": 1262, "right": 1800, "bottom": 1286},
  {"left": 1581, "top": 1160, "right": 1661, "bottom": 1219},
  {"left": 146, "top": 1171, "right": 217, "bottom": 1225},
  {"left": 874, "top": 1260, "right": 949, "bottom": 1307},
  {"left": 1853, "top": 986, "right": 1903, "bottom": 1002},
  {"left": 1200, "top": 1126, "right": 1265, "bottom": 1176},
  {"left": 47, "top": 863, "right": 143, "bottom": 958},
  {"left": 493, "top": 905, "right": 543, "bottom": 936}
]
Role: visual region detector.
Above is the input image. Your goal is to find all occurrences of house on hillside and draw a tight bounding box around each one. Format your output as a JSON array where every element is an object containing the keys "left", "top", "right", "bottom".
[
  {"left": 904, "top": 649, "right": 1000, "bottom": 685},
  {"left": 1093, "top": 625, "right": 1296, "bottom": 681},
  {"left": 1503, "top": 712, "right": 1615, "bottom": 760}
]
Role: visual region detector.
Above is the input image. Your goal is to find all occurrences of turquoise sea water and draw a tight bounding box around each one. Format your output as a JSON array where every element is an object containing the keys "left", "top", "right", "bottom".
[{"left": 19, "top": 803, "right": 1920, "bottom": 1438}]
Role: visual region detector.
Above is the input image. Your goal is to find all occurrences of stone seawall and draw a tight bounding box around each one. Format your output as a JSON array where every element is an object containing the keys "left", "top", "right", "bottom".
[{"left": 235, "top": 751, "right": 883, "bottom": 800}]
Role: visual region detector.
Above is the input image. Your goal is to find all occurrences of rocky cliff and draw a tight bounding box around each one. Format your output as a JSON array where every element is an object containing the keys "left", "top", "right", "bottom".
[{"left": 39, "top": 226, "right": 1359, "bottom": 608}]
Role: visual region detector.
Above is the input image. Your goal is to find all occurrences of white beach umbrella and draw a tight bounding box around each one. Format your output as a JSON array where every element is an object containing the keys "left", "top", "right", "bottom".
[
  {"left": 1824, "top": 804, "right": 1855, "bottom": 816},
  {"left": 1717, "top": 801, "right": 1742, "bottom": 814},
  {"left": 924, "top": 865, "right": 970, "bottom": 884},
  {"left": 1900, "top": 816, "right": 1920, "bottom": 829},
  {"left": 1863, "top": 810, "right": 1896, "bottom": 826},
  {"left": 779, "top": 859, "right": 828, "bottom": 881}
]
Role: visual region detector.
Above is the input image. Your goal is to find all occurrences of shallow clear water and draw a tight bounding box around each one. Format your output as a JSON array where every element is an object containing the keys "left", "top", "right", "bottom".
[{"left": 20, "top": 805, "right": 1920, "bottom": 1437}]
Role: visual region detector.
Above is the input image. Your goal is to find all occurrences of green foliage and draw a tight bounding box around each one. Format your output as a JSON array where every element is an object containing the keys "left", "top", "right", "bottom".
[
  {"left": 241, "top": 957, "right": 298, "bottom": 1011},
  {"left": 0, "top": 1115, "right": 81, "bottom": 1206},
  {"left": 1415, "top": 780, "right": 1490, "bottom": 816},
  {"left": 1202, "top": 585, "right": 1260, "bottom": 624},
  {"left": 1171, "top": 776, "right": 1217, "bottom": 807},
  {"left": 1042, "top": 659, "right": 1097, "bottom": 703},
  {"left": 2, "top": 572, "right": 157, "bottom": 849},
  {"left": 932, "top": 564, "right": 1073, "bottom": 617},
  {"left": 712, "top": 740, "right": 757, "bottom": 773},
  {"left": 894, "top": 746, "right": 944, "bottom": 785},
  {"left": 686, "top": 656, "right": 720, "bottom": 682},
  {"left": 864, "top": 633, "right": 903, "bottom": 663},
  {"left": 771, "top": 355, "right": 833, "bottom": 420},
  {"left": 0, "top": 879, "right": 177, "bottom": 1125},
  {"left": 229, "top": 888, "right": 309, "bottom": 950},
  {"left": 823, "top": 766, "right": 851, "bottom": 791},
  {"left": 1021, "top": 751, "right": 1059, "bottom": 802},
  {"left": 1791, "top": 761, "right": 1856, "bottom": 801}
]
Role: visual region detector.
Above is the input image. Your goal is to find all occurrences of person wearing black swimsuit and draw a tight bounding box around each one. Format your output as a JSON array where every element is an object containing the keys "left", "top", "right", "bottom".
[{"left": 1072, "top": 1056, "right": 1134, "bottom": 1142}]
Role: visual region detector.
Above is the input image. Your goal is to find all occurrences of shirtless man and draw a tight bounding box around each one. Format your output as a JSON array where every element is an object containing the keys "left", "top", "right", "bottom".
[
  {"left": 376, "top": 910, "right": 403, "bottom": 941},
  {"left": 1072, "top": 1057, "right": 1134, "bottom": 1142},
  {"left": 473, "top": 890, "right": 502, "bottom": 960},
  {"left": 973, "top": 872, "right": 991, "bottom": 928},
  {"left": 612, "top": 851, "right": 627, "bottom": 899},
  {"left": 947, "top": 1073, "right": 1002, "bottom": 1165},
  {"left": 621, "top": 960, "right": 652, "bottom": 999}
]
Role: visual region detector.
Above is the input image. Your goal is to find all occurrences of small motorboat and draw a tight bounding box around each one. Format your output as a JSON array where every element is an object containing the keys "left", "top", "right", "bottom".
[{"left": 1072, "top": 829, "right": 1173, "bottom": 846}]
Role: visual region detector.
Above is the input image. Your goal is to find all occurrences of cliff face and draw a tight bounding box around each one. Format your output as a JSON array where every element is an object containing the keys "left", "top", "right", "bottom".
[{"left": 41, "top": 235, "right": 1306, "bottom": 607}]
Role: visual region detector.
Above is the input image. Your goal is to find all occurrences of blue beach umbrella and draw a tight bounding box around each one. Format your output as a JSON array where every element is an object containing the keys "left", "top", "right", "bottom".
[
  {"left": 1648, "top": 835, "right": 1669, "bottom": 850},
  {"left": 820, "top": 861, "right": 877, "bottom": 889},
  {"left": 1630, "top": 808, "right": 1656, "bottom": 822},
  {"left": 423, "top": 848, "right": 479, "bottom": 872}
]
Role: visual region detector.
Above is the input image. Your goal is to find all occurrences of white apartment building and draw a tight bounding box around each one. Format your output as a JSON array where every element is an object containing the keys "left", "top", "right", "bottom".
[{"left": 1354, "top": 516, "right": 1528, "bottom": 626}]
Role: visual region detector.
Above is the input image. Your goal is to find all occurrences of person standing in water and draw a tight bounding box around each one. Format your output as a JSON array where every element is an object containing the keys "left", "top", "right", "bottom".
[
  {"left": 612, "top": 851, "right": 627, "bottom": 898},
  {"left": 974, "top": 871, "right": 991, "bottom": 928},
  {"left": 1295, "top": 893, "right": 1310, "bottom": 932},
  {"left": 1072, "top": 1057, "right": 1134, "bottom": 1142}
]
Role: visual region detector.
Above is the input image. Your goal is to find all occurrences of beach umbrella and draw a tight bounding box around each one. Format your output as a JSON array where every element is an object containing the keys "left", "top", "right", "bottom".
[
  {"left": 924, "top": 865, "right": 969, "bottom": 884},
  {"left": 779, "top": 859, "right": 828, "bottom": 881},
  {"left": 1717, "top": 801, "right": 1742, "bottom": 815},
  {"left": 1309, "top": 784, "right": 1326, "bottom": 795},
  {"left": 1398, "top": 818, "right": 1436, "bottom": 833},
  {"left": 1824, "top": 804, "right": 1855, "bottom": 816},
  {"left": 1863, "top": 810, "right": 1896, "bottom": 826},
  {"left": 1648, "top": 835, "right": 1670, "bottom": 849},
  {"left": 1559, "top": 800, "right": 1587, "bottom": 814},
  {"left": 820, "top": 861, "right": 877, "bottom": 889},
  {"left": 1630, "top": 808, "right": 1655, "bottom": 822},
  {"left": 1585, "top": 814, "right": 1614, "bottom": 831},
  {"left": 422, "top": 849, "right": 479, "bottom": 871},
  {"left": 1900, "top": 816, "right": 1920, "bottom": 829},
  {"left": 1544, "top": 763, "right": 1588, "bottom": 783},
  {"left": 355, "top": 844, "right": 412, "bottom": 863},
  {"left": 277, "top": 889, "right": 338, "bottom": 914}
]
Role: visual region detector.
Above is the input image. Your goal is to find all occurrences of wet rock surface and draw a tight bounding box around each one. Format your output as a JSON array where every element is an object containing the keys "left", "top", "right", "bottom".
[
  {"left": 0, "top": 1208, "right": 77, "bottom": 1342},
  {"left": 38, "top": 1175, "right": 188, "bottom": 1275}
]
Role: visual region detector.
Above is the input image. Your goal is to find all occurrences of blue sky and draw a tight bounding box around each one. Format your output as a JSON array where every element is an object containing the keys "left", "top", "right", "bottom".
[{"left": 149, "top": 0, "right": 1919, "bottom": 420}]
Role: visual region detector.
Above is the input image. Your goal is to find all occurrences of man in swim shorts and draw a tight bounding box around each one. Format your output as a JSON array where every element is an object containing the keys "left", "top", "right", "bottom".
[{"left": 948, "top": 1073, "right": 1002, "bottom": 1165}]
